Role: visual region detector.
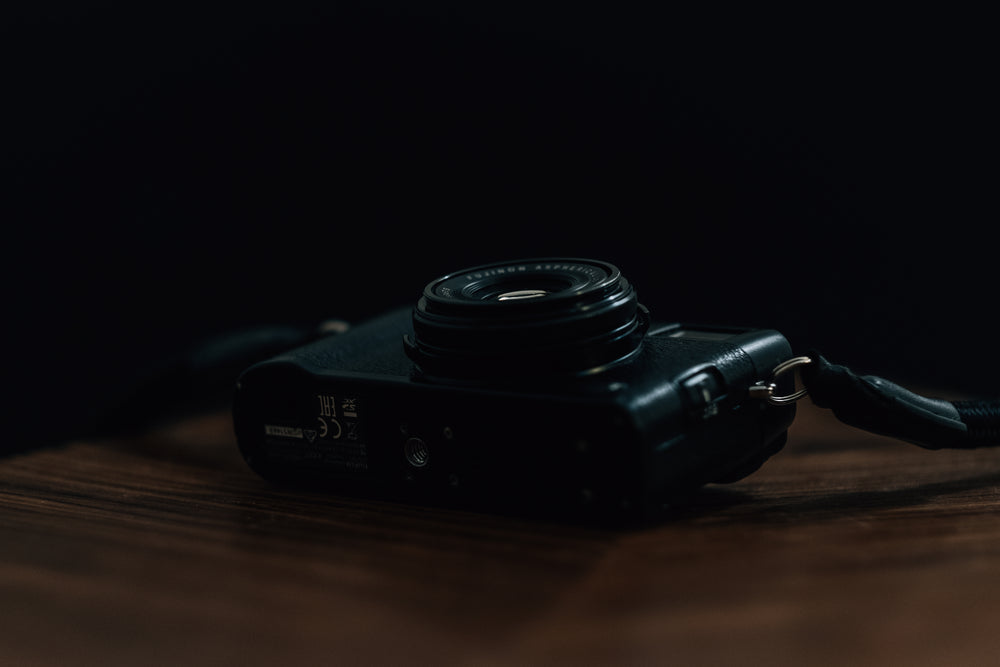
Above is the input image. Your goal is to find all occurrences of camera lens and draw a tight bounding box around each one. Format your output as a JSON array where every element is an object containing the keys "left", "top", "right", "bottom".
[{"left": 405, "top": 258, "right": 649, "bottom": 378}]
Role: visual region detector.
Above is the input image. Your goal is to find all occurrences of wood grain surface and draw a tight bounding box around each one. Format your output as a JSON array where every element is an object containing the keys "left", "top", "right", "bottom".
[{"left": 4, "top": 400, "right": 1000, "bottom": 666}]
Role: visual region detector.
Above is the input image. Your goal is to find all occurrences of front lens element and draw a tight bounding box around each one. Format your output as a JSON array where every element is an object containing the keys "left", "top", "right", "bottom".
[{"left": 497, "top": 289, "right": 549, "bottom": 301}]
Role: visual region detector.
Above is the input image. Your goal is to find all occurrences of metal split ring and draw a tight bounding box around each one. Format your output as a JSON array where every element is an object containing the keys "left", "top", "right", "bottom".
[{"left": 749, "top": 356, "right": 813, "bottom": 406}]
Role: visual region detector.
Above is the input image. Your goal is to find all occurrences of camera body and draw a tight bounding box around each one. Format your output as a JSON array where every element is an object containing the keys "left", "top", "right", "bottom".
[{"left": 233, "top": 259, "right": 795, "bottom": 523}]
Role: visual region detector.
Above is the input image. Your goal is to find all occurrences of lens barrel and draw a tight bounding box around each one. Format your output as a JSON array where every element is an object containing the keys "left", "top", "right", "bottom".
[{"left": 405, "top": 259, "right": 649, "bottom": 378}]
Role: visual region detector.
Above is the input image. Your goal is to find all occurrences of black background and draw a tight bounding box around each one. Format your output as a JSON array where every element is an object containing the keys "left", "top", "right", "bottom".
[{"left": 4, "top": 3, "right": 996, "bottom": 448}]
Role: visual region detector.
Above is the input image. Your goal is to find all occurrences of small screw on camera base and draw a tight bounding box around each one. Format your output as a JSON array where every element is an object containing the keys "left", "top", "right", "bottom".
[{"left": 404, "top": 437, "right": 430, "bottom": 468}]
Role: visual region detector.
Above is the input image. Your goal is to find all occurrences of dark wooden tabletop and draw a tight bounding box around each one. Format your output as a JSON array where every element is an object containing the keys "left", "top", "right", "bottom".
[{"left": 4, "top": 399, "right": 1000, "bottom": 666}]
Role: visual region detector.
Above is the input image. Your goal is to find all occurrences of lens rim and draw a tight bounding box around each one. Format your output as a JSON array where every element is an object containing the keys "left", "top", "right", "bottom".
[{"left": 422, "top": 259, "right": 618, "bottom": 313}]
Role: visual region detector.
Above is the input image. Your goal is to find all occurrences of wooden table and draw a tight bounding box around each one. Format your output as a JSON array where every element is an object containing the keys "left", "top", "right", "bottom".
[{"left": 4, "top": 399, "right": 1000, "bottom": 666}]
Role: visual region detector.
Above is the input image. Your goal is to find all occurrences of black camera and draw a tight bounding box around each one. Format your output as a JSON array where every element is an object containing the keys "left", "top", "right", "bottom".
[{"left": 233, "top": 258, "right": 796, "bottom": 522}]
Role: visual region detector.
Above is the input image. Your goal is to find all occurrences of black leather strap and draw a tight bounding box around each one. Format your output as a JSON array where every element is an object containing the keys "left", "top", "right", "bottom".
[
  {"left": 801, "top": 353, "right": 1000, "bottom": 449},
  {"left": 953, "top": 399, "right": 1000, "bottom": 445},
  {"left": 91, "top": 324, "right": 329, "bottom": 437}
]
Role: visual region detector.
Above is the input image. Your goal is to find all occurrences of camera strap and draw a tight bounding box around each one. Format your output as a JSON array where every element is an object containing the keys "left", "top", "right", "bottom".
[{"left": 753, "top": 354, "right": 1000, "bottom": 449}]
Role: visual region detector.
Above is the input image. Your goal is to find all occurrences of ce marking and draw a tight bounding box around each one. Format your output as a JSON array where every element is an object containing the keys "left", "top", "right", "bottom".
[{"left": 317, "top": 417, "right": 342, "bottom": 440}]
